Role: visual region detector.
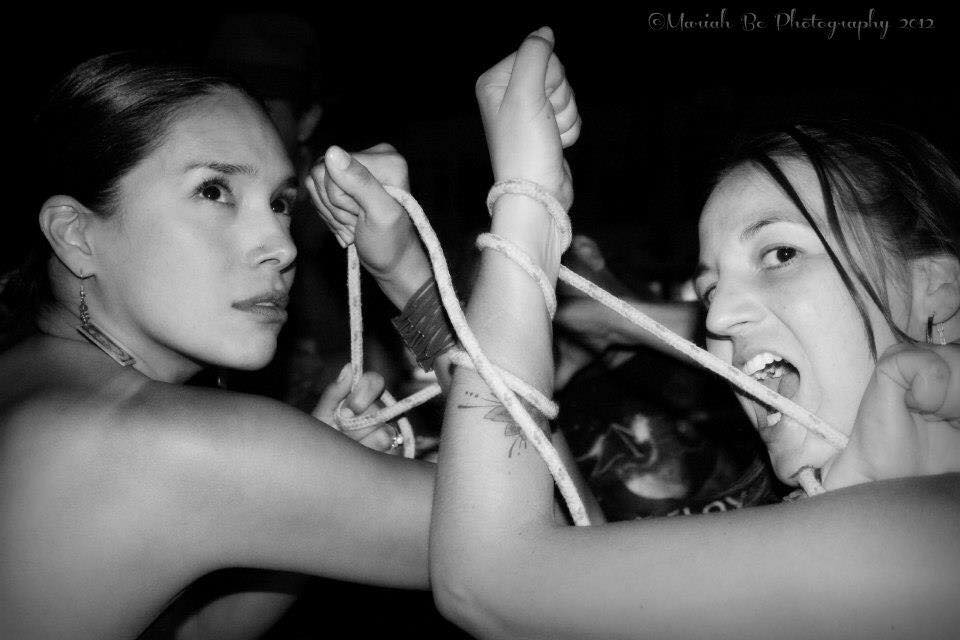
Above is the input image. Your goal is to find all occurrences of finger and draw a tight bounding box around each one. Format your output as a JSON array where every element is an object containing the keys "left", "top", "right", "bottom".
[
  {"left": 345, "top": 371, "right": 386, "bottom": 414},
  {"left": 555, "top": 97, "right": 579, "bottom": 134},
  {"left": 324, "top": 146, "right": 401, "bottom": 222},
  {"left": 315, "top": 168, "right": 361, "bottom": 226},
  {"left": 358, "top": 424, "right": 397, "bottom": 452},
  {"left": 313, "top": 199, "right": 350, "bottom": 246},
  {"left": 312, "top": 170, "right": 360, "bottom": 246},
  {"left": 324, "top": 171, "right": 364, "bottom": 219},
  {"left": 312, "top": 364, "right": 354, "bottom": 423},
  {"left": 361, "top": 142, "right": 397, "bottom": 154},
  {"left": 895, "top": 345, "right": 960, "bottom": 419},
  {"left": 308, "top": 185, "right": 352, "bottom": 248},
  {"left": 546, "top": 67, "right": 571, "bottom": 112},
  {"left": 560, "top": 115, "right": 582, "bottom": 148},
  {"left": 352, "top": 148, "right": 410, "bottom": 192},
  {"left": 504, "top": 26, "right": 556, "bottom": 103}
]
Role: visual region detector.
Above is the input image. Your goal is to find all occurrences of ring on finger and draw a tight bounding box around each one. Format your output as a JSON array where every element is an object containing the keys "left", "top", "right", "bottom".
[{"left": 387, "top": 424, "right": 404, "bottom": 450}]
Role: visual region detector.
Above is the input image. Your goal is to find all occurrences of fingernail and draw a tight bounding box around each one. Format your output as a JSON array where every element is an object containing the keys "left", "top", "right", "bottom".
[
  {"left": 338, "top": 363, "right": 352, "bottom": 382},
  {"left": 326, "top": 145, "right": 351, "bottom": 171},
  {"left": 529, "top": 26, "right": 554, "bottom": 41}
]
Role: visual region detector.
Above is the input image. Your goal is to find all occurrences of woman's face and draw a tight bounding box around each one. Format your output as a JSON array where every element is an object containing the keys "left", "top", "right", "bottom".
[
  {"left": 695, "top": 160, "right": 905, "bottom": 483},
  {"left": 90, "top": 88, "right": 298, "bottom": 377}
]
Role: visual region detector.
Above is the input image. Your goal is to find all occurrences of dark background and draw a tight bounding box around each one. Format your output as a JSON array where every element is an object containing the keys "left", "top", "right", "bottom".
[
  {"left": 6, "top": 5, "right": 959, "bottom": 637},
  {"left": 7, "top": 4, "right": 959, "bottom": 289}
]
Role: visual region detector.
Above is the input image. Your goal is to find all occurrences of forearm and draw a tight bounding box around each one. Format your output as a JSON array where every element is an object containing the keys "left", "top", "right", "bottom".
[
  {"left": 430, "top": 196, "right": 566, "bottom": 635},
  {"left": 558, "top": 297, "right": 702, "bottom": 358}
]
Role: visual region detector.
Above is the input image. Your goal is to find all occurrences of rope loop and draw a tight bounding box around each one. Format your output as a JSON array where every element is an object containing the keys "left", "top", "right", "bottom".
[
  {"left": 331, "top": 182, "right": 848, "bottom": 504},
  {"left": 486, "top": 179, "right": 572, "bottom": 252}
]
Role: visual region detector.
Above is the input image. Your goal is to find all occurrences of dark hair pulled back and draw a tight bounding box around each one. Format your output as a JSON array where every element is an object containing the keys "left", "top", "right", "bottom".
[{"left": 1, "top": 52, "right": 247, "bottom": 345}]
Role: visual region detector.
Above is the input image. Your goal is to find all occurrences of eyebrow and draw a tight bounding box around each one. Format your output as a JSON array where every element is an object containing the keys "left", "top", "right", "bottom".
[
  {"left": 185, "top": 161, "right": 299, "bottom": 193},
  {"left": 739, "top": 214, "right": 798, "bottom": 242},
  {"left": 183, "top": 161, "right": 258, "bottom": 176}
]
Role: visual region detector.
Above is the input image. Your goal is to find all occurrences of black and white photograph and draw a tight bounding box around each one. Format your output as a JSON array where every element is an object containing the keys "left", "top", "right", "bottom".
[{"left": 2, "top": 5, "right": 959, "bottom": 639}]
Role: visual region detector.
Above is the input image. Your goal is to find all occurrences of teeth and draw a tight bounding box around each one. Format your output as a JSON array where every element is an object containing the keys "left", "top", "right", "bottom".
[
  {"left": 766, "top": 412, "right": 782, "bottom": 427},
  {"left": 742, "top": 352, "right": 783, "bottom": 378}
]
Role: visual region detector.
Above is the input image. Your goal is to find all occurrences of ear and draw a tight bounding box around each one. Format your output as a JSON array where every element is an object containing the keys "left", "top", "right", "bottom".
[
  {"left": 297, "top": 103, "right": 323, "bottom": 143},
  {"left": 38, "top": 195, "right": 97, "bottom": 278},
  {"left": 910, "top": 253, "right": 960, "bottom": 324}
]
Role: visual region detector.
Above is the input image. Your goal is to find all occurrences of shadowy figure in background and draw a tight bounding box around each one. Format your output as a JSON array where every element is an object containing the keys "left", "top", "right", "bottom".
[{"left": 555, "top": 235, "right": 781, "bottom": 520}]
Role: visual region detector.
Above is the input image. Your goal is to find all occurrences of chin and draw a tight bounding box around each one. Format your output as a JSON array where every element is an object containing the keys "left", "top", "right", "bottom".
[
  {"left": 768, "top": 439, "right": 838, "bottom": 486},
  {"left": 232, "top": 348, "right": 278, "bottom": 370},
  {"left": 207, "top": 336, "right": 279, "bottom": 371}
]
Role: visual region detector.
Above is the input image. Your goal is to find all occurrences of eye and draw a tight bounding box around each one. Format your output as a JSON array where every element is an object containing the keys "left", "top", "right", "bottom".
[
  {"left": 196, "top": 178, "right": 232, "bottom": 205},
  {"left": 271, "top": 196, "right": 292, "bottom": 216},
  {"left": 760, "top": 245, "right": 798, "bottom": 268}
]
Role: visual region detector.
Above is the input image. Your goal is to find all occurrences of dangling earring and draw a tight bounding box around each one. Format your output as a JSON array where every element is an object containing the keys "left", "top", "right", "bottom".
[
  {"left": 926, "top": 314, "right": 948, "bottom": 346},
  {"left": 75, "top": 278, "right": 137, "bottom": 367},
  {"left": 79, "top": 280, "right": 90, "bottom": 326}
]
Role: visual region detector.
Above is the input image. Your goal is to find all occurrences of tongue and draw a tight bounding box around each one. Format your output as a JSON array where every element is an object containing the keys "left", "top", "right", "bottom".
[{"left": 778, "top": 367, "right": 800, "bottom": 400}]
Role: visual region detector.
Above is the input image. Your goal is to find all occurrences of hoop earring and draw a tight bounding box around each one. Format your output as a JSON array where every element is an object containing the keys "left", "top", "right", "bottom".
[{"left": 75, "top": 278, "right": 137, "bottom": 367}]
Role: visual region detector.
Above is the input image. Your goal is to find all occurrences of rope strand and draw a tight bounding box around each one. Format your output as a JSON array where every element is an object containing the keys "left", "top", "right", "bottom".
[{"left": 329, "top": 181, "right": 846, "bottom": 505}]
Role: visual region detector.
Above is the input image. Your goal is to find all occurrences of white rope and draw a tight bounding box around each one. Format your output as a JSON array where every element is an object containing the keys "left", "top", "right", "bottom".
[
  {"left": 384, "top": 184, "right": 592, "bottom": 524},
  {"left": 476, "top": 233, "right": 558, "bottom": 319},
  {"left": 330, "top": 181, "right": 849, "bottom": 504},
  {"left": 331, "top": 244, "right": 417, "bottom": 459},
  {"left": 558, "top": 267, "right": 849, "bottom": 452}
]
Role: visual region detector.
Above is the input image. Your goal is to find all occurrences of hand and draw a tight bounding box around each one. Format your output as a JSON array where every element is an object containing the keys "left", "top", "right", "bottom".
[
  {"left": 475, "top": 26, "right": 581, "bottom": 210},
  {"left": 306, "top": 144, "right": 431, "bottom": 305},
  {"left": 823, "top": 342, "right": 960, "bottom": 489},
  {"left": 313, "top": 364, "right": 404, "bottom": 455}
]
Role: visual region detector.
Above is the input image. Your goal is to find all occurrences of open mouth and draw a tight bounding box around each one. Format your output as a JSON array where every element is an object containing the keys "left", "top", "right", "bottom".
[{"left": 741, "top": 352, "right": 801, "bottom": 427}]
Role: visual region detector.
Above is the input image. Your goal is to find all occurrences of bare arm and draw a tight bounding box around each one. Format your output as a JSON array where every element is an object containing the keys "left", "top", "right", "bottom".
[
  {"left": 140, "top": 384, "right": 434, "bottom": 588},
  {"left": 556, "top": 295, "right": 701, "bottom": 356},
  {"left": 429, "top": 29, "right": 960, "bottom": 640}
]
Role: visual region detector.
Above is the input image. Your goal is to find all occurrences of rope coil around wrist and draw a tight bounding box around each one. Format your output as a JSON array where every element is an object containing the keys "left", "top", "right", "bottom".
[{"left": 331, "top": 179, "right": 848, "bottom": 510}]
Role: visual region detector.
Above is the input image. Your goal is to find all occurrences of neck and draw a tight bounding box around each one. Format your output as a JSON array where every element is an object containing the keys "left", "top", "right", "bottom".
[{"left": 38, "top": 302, "right": 203, "bottom": 383}]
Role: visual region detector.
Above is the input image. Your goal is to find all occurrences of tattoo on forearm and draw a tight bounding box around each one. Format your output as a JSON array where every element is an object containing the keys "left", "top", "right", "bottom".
[{"left": 457, "top": 390, "right": 546, "bottom": 458}]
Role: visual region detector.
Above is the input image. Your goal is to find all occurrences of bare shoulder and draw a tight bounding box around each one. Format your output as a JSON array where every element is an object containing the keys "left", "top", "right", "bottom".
[{"left": 0, "top": 340, "right": 335, "bottom": 639}]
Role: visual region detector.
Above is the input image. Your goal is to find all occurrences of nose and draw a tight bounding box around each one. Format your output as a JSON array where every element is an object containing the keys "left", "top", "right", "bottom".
[
  {"left": 247, "top": 216, "right": 297, "bottom": 272},
  {"left": 704, "top": 277, "right": 764, "bottom": 338}
]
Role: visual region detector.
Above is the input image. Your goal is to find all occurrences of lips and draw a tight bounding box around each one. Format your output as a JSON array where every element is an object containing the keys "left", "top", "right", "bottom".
[{"left": 232, "top": 291, "right": 290, "bottom": 323}]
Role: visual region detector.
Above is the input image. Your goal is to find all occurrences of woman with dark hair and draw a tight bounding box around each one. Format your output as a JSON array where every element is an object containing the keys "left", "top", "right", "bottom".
[
  {"left": 328, "top": 28, "right": 959, "bottom": 639},
  {"left": 0, "top": 52, "right": 441, "bottom": 640}
]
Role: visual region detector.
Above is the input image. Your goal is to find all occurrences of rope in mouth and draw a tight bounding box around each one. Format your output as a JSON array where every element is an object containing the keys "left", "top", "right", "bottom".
[{"left": 334, "top": 184, "right": 849, "bottom": 519}]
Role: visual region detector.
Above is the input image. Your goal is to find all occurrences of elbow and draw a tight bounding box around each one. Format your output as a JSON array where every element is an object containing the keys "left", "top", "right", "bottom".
[
  {"left": 431, "top": 558, "right": 525, "bottom": 640},
  {"left": 432, "top": 570, "right": 485, "bottom": 638}
]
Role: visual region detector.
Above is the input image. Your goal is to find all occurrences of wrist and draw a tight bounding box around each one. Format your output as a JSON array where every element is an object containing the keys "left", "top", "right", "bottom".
[
  {"left": 490, "top": 194, "right": 564, "bottom": 280},
  {"left": 370, "top": 247, "right": 433, "bottom": 310}
]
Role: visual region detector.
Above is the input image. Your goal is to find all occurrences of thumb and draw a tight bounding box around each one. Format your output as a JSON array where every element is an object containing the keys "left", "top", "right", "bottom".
[
  {"left": 312, "top": 363, "right": 354, "bottom": 424},
  {"left": 896, "top": 346, "right": 959, "bottom": 418},
  {"left": 324, "top": 146, "right": 398, "bottom": 218},
  {"left": 504, "top": 26, "right": 555, "bottom": 103}
]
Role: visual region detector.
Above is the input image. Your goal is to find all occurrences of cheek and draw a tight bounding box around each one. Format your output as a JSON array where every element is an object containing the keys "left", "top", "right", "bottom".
[{"left": 106, "top": 210, "right": 236, "bottom": 320}]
